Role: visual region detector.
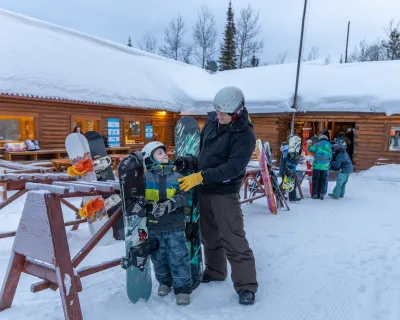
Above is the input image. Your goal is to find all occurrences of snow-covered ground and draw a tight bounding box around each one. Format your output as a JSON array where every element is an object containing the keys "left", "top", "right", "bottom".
[{"left": 0, "top": 164, "right": 400, "bottom": 320}]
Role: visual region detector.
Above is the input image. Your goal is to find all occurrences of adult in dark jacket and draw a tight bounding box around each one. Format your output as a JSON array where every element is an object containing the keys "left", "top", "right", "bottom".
[
  {"left": 176, "top": 86, "right": 258, "bottom": 305},
  {"left": 328, "top": 144, "right": 353, "bottom": 199}
]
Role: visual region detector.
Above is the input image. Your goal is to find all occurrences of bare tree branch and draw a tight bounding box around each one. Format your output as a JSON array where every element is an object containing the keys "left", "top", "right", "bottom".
[
  {"left": 236, "top": 4, "right": 264, "bottom": 68},
  {"left": 159, "top": 14, "right": 187, "bottom": 61},
  {"left": 275, "top": 50, "right": 288, "bottom": 64},
  {"left": 193, "top": 5, "right": 218, "bottom": 68},
  {"left": 137, "top": 33, "right": 157, "bottom": 54},
  {"left": 306, "top": 45, "right": 320, "bottom": 61},
  {"left": 324, "top": 54, "right": 332, "bottom": 65}
]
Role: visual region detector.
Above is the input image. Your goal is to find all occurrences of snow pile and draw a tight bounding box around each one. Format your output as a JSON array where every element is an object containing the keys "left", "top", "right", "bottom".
[
  {"left": 185, "top": 60, "right": 400, "bottom": 115},
  {"left": 1, "top": 166, "right": 400, "bottom": 319},
  {"left": 0, "top": 9, "right": 210, "bottom": 112},
  {"left": 356, "top": 164, "right": 400, "bottom": 182},
  {"left": 1, "top": 8, "right": 400, "bottom": 116}
]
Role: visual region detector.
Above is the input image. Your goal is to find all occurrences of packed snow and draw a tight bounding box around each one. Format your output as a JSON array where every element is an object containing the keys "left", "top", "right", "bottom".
[
  {"left": 1, "top": 9, "right": 400, "bottom": 116},
  {"left": 0, "top": 164, "right": 400, "bottom": 320}
]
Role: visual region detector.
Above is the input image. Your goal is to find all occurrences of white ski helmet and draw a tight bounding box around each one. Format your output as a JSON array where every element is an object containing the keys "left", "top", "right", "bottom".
[
  {"left": 212, "top": 86, "right": 245, "bottom": 114},
  {"left": 141, "top": 141, "right": 167, "bottom": 167}
]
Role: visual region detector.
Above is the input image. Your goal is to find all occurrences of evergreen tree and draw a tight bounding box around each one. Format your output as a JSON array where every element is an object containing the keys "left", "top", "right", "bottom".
[
  {"left": 127, "top": 36, "right": 132, "bottom": 47},
  {"left": 219, "top": 1, "right": 237, "bottom": 71},
  {"left": 383, "top": 29, "right": 400, "bottom": 60}
]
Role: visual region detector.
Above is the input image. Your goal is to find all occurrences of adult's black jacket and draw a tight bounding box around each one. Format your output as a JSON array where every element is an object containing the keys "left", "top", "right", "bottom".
[{"left": 198, "top": 107, "right": 255, "bottom": 195}]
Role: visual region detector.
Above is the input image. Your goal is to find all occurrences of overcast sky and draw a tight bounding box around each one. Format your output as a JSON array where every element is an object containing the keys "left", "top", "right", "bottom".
[{"left": 1, "top": 0, "right": 399, "bottom": 65}]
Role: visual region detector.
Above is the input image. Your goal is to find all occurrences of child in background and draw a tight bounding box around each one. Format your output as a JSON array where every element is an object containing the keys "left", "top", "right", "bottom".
[{"left": 328, "top": 144, "right": 353, "bottom": 199}]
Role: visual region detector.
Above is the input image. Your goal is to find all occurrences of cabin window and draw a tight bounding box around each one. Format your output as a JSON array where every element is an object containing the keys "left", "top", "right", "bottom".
[
  {"left": 124, "top": 121, "right": 143, "bottom": 145},
  {"left": 71, "top": 118, "right": 99, "bottom": 133},
  {"left": 389, "top": 126, "right": 400, "bottom": 151},
  {"left": 0, "top": 116, "right": 35, "bottom": 142}
]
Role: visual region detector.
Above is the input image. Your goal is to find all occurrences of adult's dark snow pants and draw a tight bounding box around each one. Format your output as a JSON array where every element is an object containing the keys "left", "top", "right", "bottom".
[{"left": 199, "top": 193, "right": 258, "bottom": 293}]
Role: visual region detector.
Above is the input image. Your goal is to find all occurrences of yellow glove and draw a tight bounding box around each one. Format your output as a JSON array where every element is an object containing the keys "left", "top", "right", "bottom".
[{"left": 178, "top": 172, "right": 203, "bottom": 192}]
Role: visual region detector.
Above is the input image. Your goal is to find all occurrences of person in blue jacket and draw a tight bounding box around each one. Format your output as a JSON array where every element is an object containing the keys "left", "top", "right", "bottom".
[
  {"left": 328, "top": 144, "right": 353, "bottom": 199},
  {"left": 308, "top": 135, "right": 332, "bottom": 200}
]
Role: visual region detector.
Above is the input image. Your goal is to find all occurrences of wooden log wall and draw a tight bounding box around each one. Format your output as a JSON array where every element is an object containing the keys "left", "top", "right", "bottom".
[
  {"left": 0, "top": 96, "right": 179, "bottom": 150},
  {"left": 190, "top": 114, "right": 281, "bottom": 159}
]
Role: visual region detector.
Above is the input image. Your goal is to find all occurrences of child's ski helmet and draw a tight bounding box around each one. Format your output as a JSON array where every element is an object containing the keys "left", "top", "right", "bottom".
[
  {"left": 213, "top": 86, "right": 245, "bottom": 115},
  {"left": 141, "top": 141, "right": 167, "bottom": 168}
]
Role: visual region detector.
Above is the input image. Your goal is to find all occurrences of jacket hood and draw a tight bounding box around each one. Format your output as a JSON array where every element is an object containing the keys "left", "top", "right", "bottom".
[
  {"left": 207, "top": 107, "right": 253, "bottom": 132},
  {"left": 319, "top": 135, "right": 329, "bottom": 141}
]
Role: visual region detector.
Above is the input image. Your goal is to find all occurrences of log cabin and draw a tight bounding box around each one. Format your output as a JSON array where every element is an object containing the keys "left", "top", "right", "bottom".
[{"left": 1, "top": 9, "right": 399, "bottom": 169}]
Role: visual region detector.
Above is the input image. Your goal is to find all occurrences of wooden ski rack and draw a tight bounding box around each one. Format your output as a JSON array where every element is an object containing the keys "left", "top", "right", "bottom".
[{"left": 0, "top": 180, "right": 123, "bottom": 320}]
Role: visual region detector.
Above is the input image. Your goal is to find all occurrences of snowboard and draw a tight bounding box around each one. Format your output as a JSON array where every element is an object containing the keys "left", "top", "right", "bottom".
[
  {"left": 255, "top": 140, "right": 277, "bottom": 214},
  {"left": 118, "top": 152, "right": 153, "bottom": 303},
  {"left": 85, "top": 131, "right": 125, "bottom": 240},
  {"left": 174, "top": 116, "right": 204, "bottom": 290},
  {"left": 282, "top": 135, "right": 302, "bottom": 192},
  {"left": 264, "top": 142, "right": 289, "bottom": 211},
  {"left": 65, "top": 133, "right": 113, "bottom": 245},
  {"left": 303, "top": 139, "right": 314, "bottom": 196}
]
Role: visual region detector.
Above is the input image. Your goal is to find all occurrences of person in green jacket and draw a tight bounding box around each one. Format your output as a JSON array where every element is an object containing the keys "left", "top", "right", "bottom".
[{"left": 308, "top": 135, "right": 332, "bottom": 200}]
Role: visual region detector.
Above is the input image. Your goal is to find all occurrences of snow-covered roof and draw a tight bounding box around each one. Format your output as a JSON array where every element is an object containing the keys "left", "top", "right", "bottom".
[
  {"left": 1, "top": 9, "right": 400, "bottom": 116},
  {"left": 0, "top": 9, "right": 209, "bottom": 112}
]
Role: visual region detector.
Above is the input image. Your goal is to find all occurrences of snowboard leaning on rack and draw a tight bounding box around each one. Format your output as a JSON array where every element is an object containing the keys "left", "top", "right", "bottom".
[
  {"left": 65, "top": 133, "right": 113, "bottom": 245},
  {"left": 282, "top": 135, "right": 302, "bottom": 192},
  {"left": 264, "top": 141, "right": 289, "bottom": 211},
  {"left": 118, "top": 152, "right": 154, "bottom": 303},
  {"left": 85, "top": 131, "right": 124, "bottom": 240},
  {"left": 254, "top": 139, "right": 277, "bottom": 214},
  {"left": 174, "top": 116, "right": 204, "bottom": 289}
]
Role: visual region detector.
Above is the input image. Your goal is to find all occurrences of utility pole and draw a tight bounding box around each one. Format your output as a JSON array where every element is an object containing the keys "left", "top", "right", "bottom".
[
  {"left": 290, "top": 0, "right": 308, "bottom": 136},
  {"left": 345, "top": 21, "right": 350, "bottom": 63}
]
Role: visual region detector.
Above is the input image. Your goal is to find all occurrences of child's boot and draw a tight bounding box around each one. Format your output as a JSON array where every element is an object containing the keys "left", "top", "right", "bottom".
[
  {"left": 158, "top": 285, "right": 171, "bottom": 296},
  {"left": 176, "top": 293, "right": 190, "bottom": 305}
]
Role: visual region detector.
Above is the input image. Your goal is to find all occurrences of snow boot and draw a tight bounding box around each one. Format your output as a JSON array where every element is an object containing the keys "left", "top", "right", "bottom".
[
  {"left": 328, "top": 193, "right": 339, "bottom": 200},
  {"left": 311, "top": 195, "right": 318, "bottom": 199},
  {"left": 319, "top": 194, "right": 324, "bottom": 200},
  {"left": 201, "top": 273, "right": 226, "bottom": 283},
  {"left": 158, "top": 285, "right": 171, "bottom": 296},
  {"left": 176, "top": 293, "right": 190, "bottom": 305},
  {"left": 238, "top": 289, "right": 255, "bottom": 305}
]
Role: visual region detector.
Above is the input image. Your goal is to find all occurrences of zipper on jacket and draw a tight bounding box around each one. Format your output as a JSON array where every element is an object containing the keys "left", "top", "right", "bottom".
[{"left": 159, "top": 166, "right": 167, "bottom": 201}]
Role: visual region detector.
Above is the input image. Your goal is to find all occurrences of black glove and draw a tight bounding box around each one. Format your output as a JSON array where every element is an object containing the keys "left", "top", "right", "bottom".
[
  {"left": 151, "top": 199, "right": 177, "bottom": 219},
  {"left": 173, "top": 154, "right": 198, "bottom": 173},
  {"left": 126, "top": 196, "right": 147, "bottom": 217}
]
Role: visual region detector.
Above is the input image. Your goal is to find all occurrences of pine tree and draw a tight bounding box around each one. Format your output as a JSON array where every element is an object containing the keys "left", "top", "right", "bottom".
[
  {"left": 219, "top": 1, "right": 237, "bottom": 71},
  {"left": 127, "top": 36, "right": 132, "bottom": 47},
  {"left": 383, "top": 29, "right": 400, "bottom": 60}
]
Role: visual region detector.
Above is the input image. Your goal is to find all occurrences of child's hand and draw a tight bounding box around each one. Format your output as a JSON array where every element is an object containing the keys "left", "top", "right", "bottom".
[{"left": 151, "top": 199, "right": 177, "bottom": 219}]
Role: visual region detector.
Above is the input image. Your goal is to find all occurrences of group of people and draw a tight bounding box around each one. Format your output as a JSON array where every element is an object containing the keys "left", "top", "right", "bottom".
[
  {"left": 280, "top": 132, "right": 354, "bottom": 202},
  {"left": 128, "top": 86, "right": 258, "bottom": 306}
]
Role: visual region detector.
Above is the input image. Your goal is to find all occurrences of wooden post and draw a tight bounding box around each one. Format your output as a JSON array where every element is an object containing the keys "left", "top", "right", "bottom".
[
  {"left": 0, "top": 191, "right": 83, "bottom": 320},
  {"left": 0, "top": 169, "right": 6, "bottom": 202}
]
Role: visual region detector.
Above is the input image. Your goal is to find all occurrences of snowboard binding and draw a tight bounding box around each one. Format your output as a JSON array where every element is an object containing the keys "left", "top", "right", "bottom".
[{"left": 120, "top": 236, "right": 159, "bottom": 271}]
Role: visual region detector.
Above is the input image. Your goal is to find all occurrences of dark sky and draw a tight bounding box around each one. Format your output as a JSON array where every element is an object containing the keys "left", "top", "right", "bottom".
[{"left": 1, "top": 0, "right": 398, "bottom": 65}]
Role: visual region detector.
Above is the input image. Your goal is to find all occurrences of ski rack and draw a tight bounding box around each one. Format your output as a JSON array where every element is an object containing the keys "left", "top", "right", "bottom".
[
  {"left": 241, "top": 166, "right": 290, "bottom": 210},
  {"left": 0, "top": 180, "right": 122, "bottom": 320}
]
